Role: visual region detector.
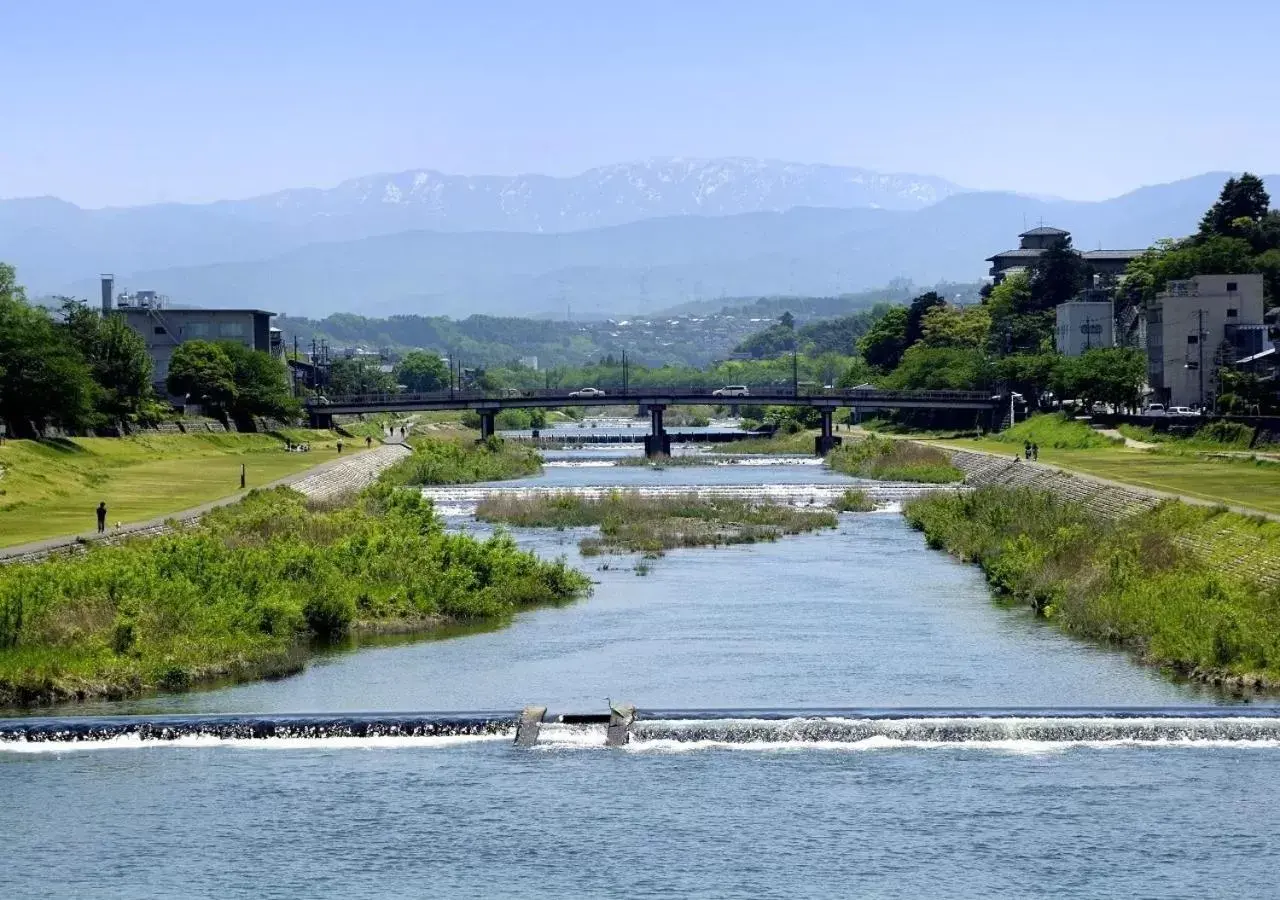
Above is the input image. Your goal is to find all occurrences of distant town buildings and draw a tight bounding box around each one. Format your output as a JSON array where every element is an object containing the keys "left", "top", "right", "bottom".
[
  {"left": 518, "top": 355, "right": 539, "bottom": 370},
  {"left": 1145, "top": 274, "right": 1264, "bottom": 408},
  {"left": 987, "top": 226, "right": 1144, "bottom": 285}
]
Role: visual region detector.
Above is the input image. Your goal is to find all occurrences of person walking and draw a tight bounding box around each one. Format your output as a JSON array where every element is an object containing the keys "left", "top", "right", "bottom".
[
  {"left": 240, "top": 463, "right": 246, "bottom": 489},
  {"left": 336, "top": 439, "right": 344, "bottom": 454},
  {"left": 1031, "top": 443, "right": 1039, "bottom": 461},
  {"left": 1024, "top": 440, "right": 1031, "bottom": 460},
  {"left": 365, "top": 435, "right": 372, "bottom": 449},
  {"left": 96, "top": 501, "right": 107, "bottom": 534}
]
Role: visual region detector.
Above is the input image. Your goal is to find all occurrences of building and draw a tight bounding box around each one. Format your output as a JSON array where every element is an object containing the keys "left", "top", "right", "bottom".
[
  {"left": 1145, "top": 274, "right": 1264, "bottom": 408},
  {"left": 107, "top": 280, "right": 277, "bottom": 387},
  {"left": 1055, "top": 297, "right": 1115, "bottom": 356},
  {"left": 987, "top": 226, "right": 1144, "bottom": 285},
  {"left": 518, "top": 355, "right": 539, "bottom": 371}
]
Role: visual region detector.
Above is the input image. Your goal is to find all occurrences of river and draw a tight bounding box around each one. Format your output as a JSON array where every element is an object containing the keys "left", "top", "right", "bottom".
[{"left": 3, "top": 440, "right": 1279, "bottom": 899}]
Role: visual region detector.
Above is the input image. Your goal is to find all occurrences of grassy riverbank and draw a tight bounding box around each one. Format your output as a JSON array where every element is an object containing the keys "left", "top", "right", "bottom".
[
  {"left": 0, "top": 484, "right": 588, "bottom": 706},
  {"left": 476, "top": 491, "right": 837, "bottom": 556},
  {"left": 904, "top": 486, "right": 1280, "bottom": 691},
  {"left": 0, "top": 432, "right": 343, "bottom": 547},
  {"left": 723, "top": 431, "right": 817, "bottom": 454},
  {"left": 828, "top": 436, "right": 963, "bottom": 483},
  {"left": 381, "top": 436, "right": 542, "bottom": 485}
]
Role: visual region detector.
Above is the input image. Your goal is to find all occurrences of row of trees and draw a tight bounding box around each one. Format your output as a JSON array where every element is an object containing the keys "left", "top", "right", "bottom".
[
  {"left": 166, "top": 341, "right": 298, "bottom": 422},
  {"left": 0, "top": 264, "right": 159, "bottom": 436}
]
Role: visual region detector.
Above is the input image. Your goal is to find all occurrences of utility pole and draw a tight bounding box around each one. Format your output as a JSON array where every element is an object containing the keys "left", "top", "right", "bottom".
[
  {"left": 1197, "top": 308, "right": 1206, "bottom": 409},
  {"left": 792, "top": 348, "right": 799, "bottom": 395}
]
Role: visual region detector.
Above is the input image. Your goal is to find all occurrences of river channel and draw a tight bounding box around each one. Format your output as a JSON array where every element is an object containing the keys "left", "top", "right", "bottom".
[{"left": 4, "top": 439, "right": 1280, "bottom": 898}]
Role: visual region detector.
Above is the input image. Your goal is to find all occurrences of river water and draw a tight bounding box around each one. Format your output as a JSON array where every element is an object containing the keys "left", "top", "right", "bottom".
[{"left": 3, "top": 440, "right": 1279, "bottom": 898}]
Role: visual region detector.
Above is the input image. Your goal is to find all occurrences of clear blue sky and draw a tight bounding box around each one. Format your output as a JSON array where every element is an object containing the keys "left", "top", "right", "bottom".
[{"left": 3, "top": 0, "right": 1277, "bottom": 208}]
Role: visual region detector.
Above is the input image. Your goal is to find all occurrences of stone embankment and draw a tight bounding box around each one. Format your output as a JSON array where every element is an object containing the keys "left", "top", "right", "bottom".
[
  {"left": 0, "top": 443, "right": 411, "bottom": 566},
  {"left": 943, "top": 447, "right": 1280, "bottom": 588}
]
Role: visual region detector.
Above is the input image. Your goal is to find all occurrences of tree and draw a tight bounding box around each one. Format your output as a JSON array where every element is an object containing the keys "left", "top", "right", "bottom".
[
  {"left": 218, "top": 341, "right": 299, "bottom": 421},
  {"left": 886, "top": 346, "right": 991, "bottom": 391},
  {"left": 1060, "top": 348, "right": 1146, "bottom": 411},
  {"left": 779, "top": 311, "right": 796, "bottom": 330},
  {"left": 1199, "top": 173, "right": 1271, "bottom": 237},
  {"left": 167, "top": 341, "right": 239, "bottom": 415},
  {"left": 904, "top": 291, "right": 946, "bottom": 347},
  {"left": 994, "top": 352, "right": 1063, "bottom": 408},
  {"left": 919, "top": 304, "right": 991, "bottom": 350},
  {"left": 857, "top": 306, "right": 910, "bottom": 372},
  {"left": 733, "top": 324, "right": 797, "bottom": 359},
  {"left": 60, "top": 300, "right": 154, "bottom": 423},
  {"left": 984, "top": 272, "right": 1051, "bottom": 355},
  {"left": 0, "top": 265, "right": 96, "bottom": 435},
  {"left": 1030, "top": 236, "right": 1090, "bottom": 309},
  {"left": 395, "top": 350, "right": 449, "bottom": 392},
  {"left": 327, "top": 357, "right": 396, "bottom": 395}
]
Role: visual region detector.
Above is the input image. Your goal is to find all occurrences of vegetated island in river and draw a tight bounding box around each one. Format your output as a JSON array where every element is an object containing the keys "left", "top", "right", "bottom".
[
  {"left": 0, "top": 438, "right": 579, "bottom": 708},
  {"left": 905, "top": 485, "right": 1280, "bottom": 694},
  {"left": 476, "top": 490, "right": 839, "bottom": 557}
]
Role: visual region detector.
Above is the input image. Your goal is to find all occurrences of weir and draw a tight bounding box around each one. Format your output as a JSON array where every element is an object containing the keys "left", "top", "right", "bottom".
[{"left": 7, "top": 707, "right": 1280, "bottom": 749}]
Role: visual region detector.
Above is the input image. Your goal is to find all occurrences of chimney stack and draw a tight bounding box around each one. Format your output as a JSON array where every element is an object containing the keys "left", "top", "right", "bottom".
[{"left": 100, "top": 274, "right": 114, "bottom": 315}]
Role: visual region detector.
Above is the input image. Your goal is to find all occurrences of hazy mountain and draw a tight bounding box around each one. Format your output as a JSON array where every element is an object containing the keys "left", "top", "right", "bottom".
[
  {"left": 52, "top": 173, "right": 1275, "bottom": 319},
  {"left": 0, "top": 158, "right": 962, "bottom": 290}
]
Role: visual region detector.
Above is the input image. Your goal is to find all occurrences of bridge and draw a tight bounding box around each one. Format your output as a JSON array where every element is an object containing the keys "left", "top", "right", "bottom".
[{"left": 308, "top": 387, "right": 1005, "bottom": 456}]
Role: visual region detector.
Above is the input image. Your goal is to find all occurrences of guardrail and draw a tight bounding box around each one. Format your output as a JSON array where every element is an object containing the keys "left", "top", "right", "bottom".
[{"left": 307, "top": 386, "right": 1000, "bottom": 408}]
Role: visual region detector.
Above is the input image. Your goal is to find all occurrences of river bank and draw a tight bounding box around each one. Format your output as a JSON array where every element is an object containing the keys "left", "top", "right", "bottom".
[
  {"left": 0, "top": 483, "right": 589, "bottom": 708},
  {"left": 905, "top": 484, "right": 1280, "bottom": 694}
]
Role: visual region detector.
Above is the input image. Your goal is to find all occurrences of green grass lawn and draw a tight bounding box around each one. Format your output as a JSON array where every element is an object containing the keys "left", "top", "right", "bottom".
[
  {"left": 0, "top": 432, "right": 347, "bottom": 547},
  {"left": 928, "top": 436, "right": 1280, "bottom": 515}
]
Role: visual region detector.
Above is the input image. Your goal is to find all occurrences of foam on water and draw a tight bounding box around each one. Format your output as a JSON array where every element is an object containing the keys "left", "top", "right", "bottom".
[{"left": 9, "top": 713, "right": 1280, "bottom": 755}]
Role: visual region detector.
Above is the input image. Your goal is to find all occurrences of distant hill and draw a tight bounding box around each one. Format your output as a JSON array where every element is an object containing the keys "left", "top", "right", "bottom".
[
  {"left": 46, "top": 172, "right": 1272, "bottom": 318},
  {"left": 0, "top": 158, "right": 962, "bottom": 291}
]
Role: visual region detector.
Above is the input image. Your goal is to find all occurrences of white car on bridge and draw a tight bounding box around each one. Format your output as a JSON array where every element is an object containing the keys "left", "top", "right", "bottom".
[
  {"left": 568, "top": 387, "right": 607, "bottom": 398},
  {"left": 712, "top": 385, "right": 750, "bottom": 397}
]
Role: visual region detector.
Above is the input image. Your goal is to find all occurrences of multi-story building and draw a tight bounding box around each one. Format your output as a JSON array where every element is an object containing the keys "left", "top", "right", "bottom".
[
  {"left": 987, "top": 226, "right": 1144, "bottom": 285},
  {"left": 107, "top": 280, "right": 278, "bottom": 388},
  {"left": 1055, "top": 296, "right": 1115, "bottom": 356},
  {"left": 1145, "top": 274, "right": 1264, "bottom": 408}
]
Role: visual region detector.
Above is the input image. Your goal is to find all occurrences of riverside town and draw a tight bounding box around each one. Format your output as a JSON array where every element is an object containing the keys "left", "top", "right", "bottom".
[{"left": 4, "top": 6, "right": 1280, "bottom": 898}]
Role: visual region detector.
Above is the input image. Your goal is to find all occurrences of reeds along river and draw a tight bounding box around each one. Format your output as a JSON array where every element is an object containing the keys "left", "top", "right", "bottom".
[{"left": 3, "top": 445, "right": 1280, "bottom": 899}]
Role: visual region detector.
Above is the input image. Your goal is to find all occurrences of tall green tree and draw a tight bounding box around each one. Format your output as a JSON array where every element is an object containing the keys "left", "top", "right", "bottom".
[
  {"left": 217, "top": 341, "right": 299, "bottom": 421},
  {"left": 394, "top": 350, "right": 449, "bottom": 392},
  {"left": 328, "top": 357, "right": 396, "bottom": 395},
  {"left": 167, "top": 341, "right": 239, "bottom": 415},
  {"left": 1030, "top": 236, "right": 1090, "bottom": 308},
  {"left": 858, "top": 306, "right": 910, "bottom": 372},
  {"left": 60, "top": 300, "right": 155, "bottom": 423},
  {"left": 1199, "top": 173, "right": 1271, "bottom": 237},
  {"left": 904, "top": 291, "right": 946, "bottom": 347},
  {"left": 0, "top": 265, "right": 96, "bottom": 436}
]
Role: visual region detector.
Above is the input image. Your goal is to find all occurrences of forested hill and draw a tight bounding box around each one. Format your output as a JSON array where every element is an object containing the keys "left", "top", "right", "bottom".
[{"left": 277, "top": 287, "right": 924, "bottom": 369}]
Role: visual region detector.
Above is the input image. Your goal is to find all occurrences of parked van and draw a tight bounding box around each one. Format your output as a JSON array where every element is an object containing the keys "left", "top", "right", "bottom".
[{"left": 1141, "top": 404, "right": 1166, "bottom": 417}]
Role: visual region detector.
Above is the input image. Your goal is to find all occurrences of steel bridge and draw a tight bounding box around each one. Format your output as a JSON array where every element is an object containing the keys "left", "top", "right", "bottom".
[{"left": 307, "top": 387, "right": 1005, "bottom": 456}]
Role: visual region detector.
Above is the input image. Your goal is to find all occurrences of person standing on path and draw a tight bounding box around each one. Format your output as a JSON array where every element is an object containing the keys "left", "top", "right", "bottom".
[
  {"left": 240, "top": 463, "right": 246, "bottom": 490},
  {"left": 96, "top": 501, "right": 107, "bottom": 534},
  {"left": 337, "top": 439, "right": 343, "bottom": 454},
  {"left": 365, "top": 435, "right": 372, "bottom": 449},
  {"left": 1031, "top": 443, "right": 1039, "bottom": 461}
]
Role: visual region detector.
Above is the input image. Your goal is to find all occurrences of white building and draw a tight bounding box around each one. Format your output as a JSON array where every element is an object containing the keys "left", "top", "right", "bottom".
[
  {"left": 1055, "top": 299, "right": 1114, "bottom": 356},
  {"left": 1146, "top": 274, "right": 1265, "bottom": 408}
]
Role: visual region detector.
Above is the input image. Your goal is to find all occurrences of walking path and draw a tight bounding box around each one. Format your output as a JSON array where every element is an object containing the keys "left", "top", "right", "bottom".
[{"left": 0, "top": 441, "right": 412, "bottom": 565}]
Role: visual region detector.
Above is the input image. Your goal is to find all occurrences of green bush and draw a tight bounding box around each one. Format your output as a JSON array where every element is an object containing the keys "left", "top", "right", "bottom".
[
  {"left": 381, "top": 437, "right": 542, "bottom": 485},
  {"left": 827, "top": 436, "right": 963, "bottom": 483},
  {"left": 995, "top": 413, "right": 1120, "bottom": 450}
]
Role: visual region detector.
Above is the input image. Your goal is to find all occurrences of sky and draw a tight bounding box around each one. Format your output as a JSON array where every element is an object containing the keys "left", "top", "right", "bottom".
[{"left": 3, "top": 0, "right": 1279, "bottom": 208}]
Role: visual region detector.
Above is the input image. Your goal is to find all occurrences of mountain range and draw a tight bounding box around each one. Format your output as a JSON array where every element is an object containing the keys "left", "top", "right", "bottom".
[{"left": 0, "top": 160, "right": 1270, "bottom": 318}]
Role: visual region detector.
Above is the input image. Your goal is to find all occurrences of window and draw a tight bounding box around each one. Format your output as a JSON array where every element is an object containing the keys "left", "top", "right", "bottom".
[
  {"left": 218, "top": 321, "right": 246, "bottom": 338},
  {"left": 1227, "top": 282, "right": 1238, "bottom": 292},
  {"left": 1187, "top": 335, "right": 1198, "bottom": 345},
  {"left": 154, "top": 326, "right": 166, "bottom": 335},
  {"left": 1227, "top": 309, "right": 1238, "bottom": 318},
  {"left": 185, "top": 322, "right": 210, "bottom": 337}
]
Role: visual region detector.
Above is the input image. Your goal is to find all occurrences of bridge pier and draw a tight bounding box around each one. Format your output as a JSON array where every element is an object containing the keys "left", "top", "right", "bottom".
[
  {"left": 815, "top": 408, "right": 842, "bottom": 456},
  {"left": 310, "top": 410, "right": 334, "bottom": 430},
  {"left": 644, "top": 404, "right": 671, "bottom": 458},
  {"left": 478, "top": 410, "right": 497, "bottom": 441}
]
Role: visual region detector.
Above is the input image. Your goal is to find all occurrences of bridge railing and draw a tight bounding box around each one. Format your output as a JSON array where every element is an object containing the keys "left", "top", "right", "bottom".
[{"left": 306, "top": 387, "right": 999, "bottom": 408}]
